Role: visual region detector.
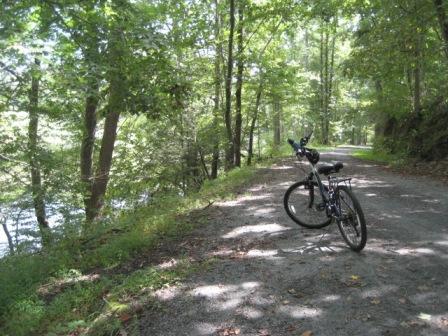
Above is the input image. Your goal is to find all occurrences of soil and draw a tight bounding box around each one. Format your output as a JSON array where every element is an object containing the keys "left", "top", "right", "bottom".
[{"left": 137, "top": 146, "right": 448, "bottom": 336}]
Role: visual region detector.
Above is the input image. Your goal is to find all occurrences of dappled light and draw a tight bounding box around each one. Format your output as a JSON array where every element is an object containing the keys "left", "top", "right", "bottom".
[
  {"left": 2, "top": 0, "right": 448, "bottom": 333},
  {"left": 153, "top": 286, "right": 182, "bottom": 302},
  {"left": 277, "top": 305, "right": 322, "bottom": 319},
  {"left": 395, "top": 247, "right": 436, "bottom": 256},
  {"left": 138, "top": 146, "right": 448, "bottom": 335},
  {"left": 222, "top": 223, "right": 289, "bottom": 239}
]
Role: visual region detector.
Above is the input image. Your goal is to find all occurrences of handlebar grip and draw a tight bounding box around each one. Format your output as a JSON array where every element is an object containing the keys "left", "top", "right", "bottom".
[{"left": 287, "top": 138, "right": 301, "bottom": 152}]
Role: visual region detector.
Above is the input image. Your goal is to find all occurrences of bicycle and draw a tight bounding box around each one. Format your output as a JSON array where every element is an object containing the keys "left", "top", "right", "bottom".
[{"left": 283, "top": 131, "right": 367, "bottom": 251}]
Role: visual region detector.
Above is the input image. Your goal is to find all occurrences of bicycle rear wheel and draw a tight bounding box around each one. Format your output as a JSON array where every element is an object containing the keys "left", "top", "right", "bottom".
[
  {"left": 335, "top": 186, "right": 367, "bottom": 251},
  {"left": 283, "top": 180, "right": 332, "bottom": 229}
]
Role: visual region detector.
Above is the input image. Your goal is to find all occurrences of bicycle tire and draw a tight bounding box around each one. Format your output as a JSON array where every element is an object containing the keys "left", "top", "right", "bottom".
[
  {"left": 283, "top": 180, "right": 332, "bottom": 229},
  {"left": 335, "top": 186, "right": 367, "bottom": 251}
]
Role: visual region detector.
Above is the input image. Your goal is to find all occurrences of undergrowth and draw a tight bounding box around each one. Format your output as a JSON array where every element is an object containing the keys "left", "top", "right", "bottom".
[
  {"left": 0, "top": 163, "right": 263, "bottom": 336},
  {"left": 352, "top": 148, "right": 405, "bottom": 165}
]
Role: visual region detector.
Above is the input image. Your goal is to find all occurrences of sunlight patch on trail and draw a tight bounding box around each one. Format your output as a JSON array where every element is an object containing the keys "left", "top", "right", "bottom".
[
  {"left": 216, "top": 195, "right": 271, "bottom": 208},
  {"left": 271, "top": 165, "right": 295, "bottom": 170},
  {"left": 223, "top": 223, "right": 289, "bottom": 239},
  {"left": 319, "top": 294, "right": 341, "bottom": 302},
  {"left": 190, "top": 282, "right": 262, "bottom": 313},
  {"left": 246, "top": 249, "right": 278, "bottom": 257},
  {"left": 244, "top": 206, "right": 277, "bottom": 216},
  {"left": 434, "top": 239, "right": 448, "bottom": 246},
  {"left": 190, "top": 282, "right": 260, "bottom": 299},
  {"left": 395, "top": 247, "right": 436, "bottom": 255},
  {"left": 153, "top": 286, "right": 182, "bottom": 301},
  {"left": 245, "top": 249, "right": 283, "bottom": 261},
  {"left": 191, "top": 284, "right": 238, "bottom": 298},
  {"left": 278, "top": 305, "right": 321, "bottom": 318},
  {"left": 360, "top": 285, "right": 398, "bottom": 299},
  {"left": 237, "top": 306, "right": 264, "bottom": 319},
  {"left": 351, "top": 178, "right": 393, "bottom": 188},
  {"left": 282, "top": 240, "right": 344, "bottom": 255},
  {"left": 194, "top": 322, "right": 220, "bottom": 335}
]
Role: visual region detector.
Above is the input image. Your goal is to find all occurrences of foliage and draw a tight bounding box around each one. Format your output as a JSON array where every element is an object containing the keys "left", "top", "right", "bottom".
[
  {"left": 352, "top": 147, "right": 405, "bottom": 166},
  {"left": 1, "top": 0, "right": 448, "bottom": 333},
  {"left": 0, "top": 159, "right": 262, "bottom": 335}
]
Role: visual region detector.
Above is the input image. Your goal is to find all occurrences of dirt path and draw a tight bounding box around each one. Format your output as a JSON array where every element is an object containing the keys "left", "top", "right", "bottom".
[{"left": 139, "top": 147, "right": 448, "bottom": 336}]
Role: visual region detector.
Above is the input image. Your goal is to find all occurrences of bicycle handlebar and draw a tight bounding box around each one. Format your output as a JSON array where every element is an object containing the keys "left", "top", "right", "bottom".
[
  {"left": 287, "top": 131, "right": 319, "bottom": 164},
  {"left": 287, "top": 130, "right": 313, "bottom": 156}
]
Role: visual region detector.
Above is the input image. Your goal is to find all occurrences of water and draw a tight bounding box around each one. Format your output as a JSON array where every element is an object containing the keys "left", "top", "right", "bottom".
[
  {"left": 0, "top": 204, "right": 80, "bottom": 258},
  {"left": 0, "top": 192, "right": 151, "bottom": 258}
]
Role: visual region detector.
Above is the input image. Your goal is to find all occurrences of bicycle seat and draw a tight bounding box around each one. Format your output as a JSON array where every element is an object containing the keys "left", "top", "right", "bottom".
[{"left": 317, "top": 162, "right": 343, "bottom": 175}]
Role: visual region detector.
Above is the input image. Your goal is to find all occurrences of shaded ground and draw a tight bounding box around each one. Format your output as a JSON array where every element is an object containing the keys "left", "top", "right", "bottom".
[{"left": 139, "top": 147, "right": 448, "bottom": 336}]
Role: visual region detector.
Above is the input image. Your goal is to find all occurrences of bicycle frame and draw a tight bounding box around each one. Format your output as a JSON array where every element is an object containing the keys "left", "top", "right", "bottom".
[
  {"left": 304, "top": 162, "right": 353, "bottom": 221},
  {"left": 286, "top": 135, "right": 367, "bottom": 251},
  {"left": 305, "top": 163, "right": 329, "bottom": 202}
]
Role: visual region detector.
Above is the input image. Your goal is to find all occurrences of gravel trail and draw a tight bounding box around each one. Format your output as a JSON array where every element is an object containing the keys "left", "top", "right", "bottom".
[{"left": 139, "top": 147, "right": 448, "bottom": 336}]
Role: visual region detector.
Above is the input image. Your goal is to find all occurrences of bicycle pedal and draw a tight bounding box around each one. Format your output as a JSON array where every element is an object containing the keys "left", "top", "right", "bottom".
[{"left": 316, "top": 203, "right": 326, "bottom": 211}]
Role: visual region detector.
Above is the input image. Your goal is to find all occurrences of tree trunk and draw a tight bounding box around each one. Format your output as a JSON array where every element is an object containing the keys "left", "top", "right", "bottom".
[
  {"left": 28, "top": 57, "right": 51, "bottom": 246},
  {"left": 273, "top": 97, "right": 281, "bottom": 147},
  {"left": 374, "top": 80, "right": 383, "bottom": 136},
  {"left": 413, "top": 25, "right": 422, "bottom": 115},
  {"left": 234, "top": 2, "right": 244, "bottom": 167},
  {"left": 198, "top": 147, "right": 211, "bottom": 179},
  {"left": 319, "top": 23, "right": 325, "bottom": 143},
  {"left": 323, "top": 22, "right": 330, "bottom": 145},
  {"left": 80, "top": 43, "right": 100, "bottom": 217},
  {"left": 247, "top": 80, "right": 262, "bottom": 165},
  {"left": 87, "top": 111, "right": 120, "bottom": 221},
  {"left": 211, "top": 0, "right": 221, "bottom": 179},
  {"left": 224, "top": 0, "right": 235, "bottom": 171},
  {"left": 86, "top": 26, "right": 125, "bottom": 222},
  {"left": 1, "top": 217, "right": 14, "bottom": 254},
  {"left": 326, "top": 17, "right": 337, "bottom": 144},
  {"left": 257, "top": 107, "right": 263, "bottom": 159},
  {"left": 434, "top": 0, "right": 448, "bottom": 58}
]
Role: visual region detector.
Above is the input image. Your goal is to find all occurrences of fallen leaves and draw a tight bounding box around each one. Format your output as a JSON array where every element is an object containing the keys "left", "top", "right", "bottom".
[
  {"left": 343, "top": 275, "right": 364, "bottom": 287},
  {"left": 217, "top": 327, "right": 241, "bottom": 336},
  {"left": 285, "top": 325, "right": 296, "bottom": 332},
  {"left": 400, "top": 320, "right": 427, "bottom": 328},
  {"left": 118, "top": 313, "right": 133, "bottom": 323},
  {"left": 361, "top": 313, "right": 372, "bottom": 322},
  {"left": 370, "top": 298, "right": 381, "bottom": 305},
  {"left": 440, "top": 317, "right": 448, "bottom": 328},
  {"left": 417, "top": 285, "right": 430, "bottom": 291},
  {"left": 230, "top": 251, "right": 247, "bottom": 259},
  {"left": 287, "top": 288, "right": 304, "bottom": 299}
]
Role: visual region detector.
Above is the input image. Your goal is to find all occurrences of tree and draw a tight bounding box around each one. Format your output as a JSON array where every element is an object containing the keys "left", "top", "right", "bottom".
[
  {"left": 28, "top": 56, "right": 51, "bottom": 245},
  {"left": 234, "top": 1, "right": 244, "bottom": 167},
  {"left": 224, "top": 0, "right": 236, "bottom": 170},
  {"left": 211, "top": 0, "right": 222, "bottom": 179}
]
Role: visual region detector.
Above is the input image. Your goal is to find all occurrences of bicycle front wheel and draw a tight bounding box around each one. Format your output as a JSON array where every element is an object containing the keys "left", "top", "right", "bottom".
[
  {"left": 335, "top": 186, "right": 367, "bottom": 251},
  {"left": 283, "top": 180, "right": 332, "bottom": 229}
]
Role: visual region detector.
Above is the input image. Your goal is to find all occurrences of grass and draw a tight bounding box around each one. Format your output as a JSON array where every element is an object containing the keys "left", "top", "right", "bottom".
[
  {"left": 0, "top": 162, "right": 265, "bottom": 336},
  {"left": 351, "top": 148, "right": 405, "bottom": 165}
]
